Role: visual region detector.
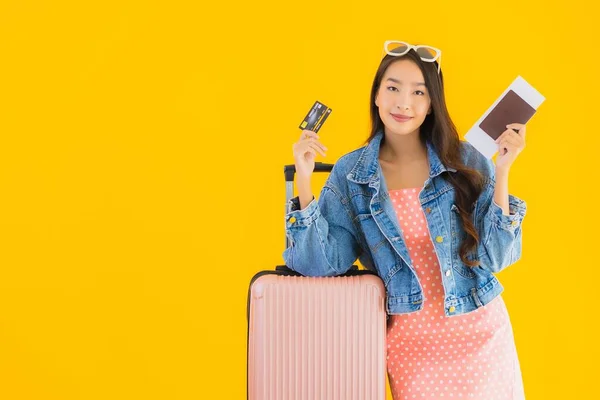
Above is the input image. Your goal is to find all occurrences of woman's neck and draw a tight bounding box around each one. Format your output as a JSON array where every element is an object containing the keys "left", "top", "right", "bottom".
[{"left": 379, "top": 131, "right": 427, "bottom": 164}]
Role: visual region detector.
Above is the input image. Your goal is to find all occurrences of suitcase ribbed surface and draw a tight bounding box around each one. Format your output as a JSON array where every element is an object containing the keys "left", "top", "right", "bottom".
[{"left": 248, "top": 274, "right": 387, "bottom": 400}]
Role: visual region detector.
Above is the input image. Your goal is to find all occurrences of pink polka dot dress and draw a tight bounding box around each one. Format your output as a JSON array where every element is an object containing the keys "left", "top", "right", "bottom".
[{"left": 386, "top": 187, "right": 525, "bottom": 400}]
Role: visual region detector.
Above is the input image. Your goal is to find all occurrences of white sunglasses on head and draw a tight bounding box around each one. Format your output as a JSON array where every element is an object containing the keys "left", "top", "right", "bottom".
[{"left": 382, "top": 40, "right": 442, "bottom": 73}]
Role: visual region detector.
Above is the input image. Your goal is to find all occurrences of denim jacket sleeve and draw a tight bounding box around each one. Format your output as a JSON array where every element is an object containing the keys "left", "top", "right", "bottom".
[
  {"left": 476, "top": 158, "right": 527, "bottom": 274},
  {"left": 282, "top": 180, "right": 363, "bottom": 277}
]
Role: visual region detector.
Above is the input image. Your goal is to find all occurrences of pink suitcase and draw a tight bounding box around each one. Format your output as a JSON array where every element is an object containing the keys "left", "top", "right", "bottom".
[{"left": 247, "top": 163, "right": 387, "bottom": 400}]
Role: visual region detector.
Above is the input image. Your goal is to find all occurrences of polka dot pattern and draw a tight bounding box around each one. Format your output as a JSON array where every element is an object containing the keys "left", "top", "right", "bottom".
[{"left": 386, "top": 188, "right": 525, "bottom": 399}]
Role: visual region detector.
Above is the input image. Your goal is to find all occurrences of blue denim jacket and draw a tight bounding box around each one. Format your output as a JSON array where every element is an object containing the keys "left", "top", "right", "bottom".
[{"left": 283, "top": 130, "right": 527, "bottom": 317}]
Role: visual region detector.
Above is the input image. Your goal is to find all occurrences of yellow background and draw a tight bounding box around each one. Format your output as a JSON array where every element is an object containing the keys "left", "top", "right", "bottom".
[{"left": 1, "top": 0, "right": 598, "bottom": 398}]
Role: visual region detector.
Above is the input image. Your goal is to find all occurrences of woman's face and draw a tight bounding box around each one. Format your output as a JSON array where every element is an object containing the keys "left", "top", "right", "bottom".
[{"left": 375, "top": 59, "right": 432, "bottom": 137}]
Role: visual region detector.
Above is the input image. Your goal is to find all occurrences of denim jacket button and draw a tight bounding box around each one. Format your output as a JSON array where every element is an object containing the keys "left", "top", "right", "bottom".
[
  {"left": 425, "top": 207, "right": 432, "bottom": 214},
  {"left": 511, "top": 220, "right": 518, "bottom": 226},
  {"left": 449, "top": 306, "right": 456, "bottom": 313},
  {"left": 435, "top": 236, "right": 443, "bottom": 243},
  {"left": 445, "top": 270, "right": 451, "bottom": 277},
  {"left": 289, "top": 217, "right": 296, "bottom": 224}
]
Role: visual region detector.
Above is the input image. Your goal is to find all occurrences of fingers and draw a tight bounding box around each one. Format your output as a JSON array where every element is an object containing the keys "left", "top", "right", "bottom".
[
  {"left": 496, "top": 132, "right": 519, "bottom": 147},
  {"left": 294, "top": 139, "right": 327, "bottom": 153},
  {"left": 495, "top": 127, "right": 526, "bottom": 158},
  {"left": 295, "top": 129, "right": 327, "bottom": 156},
  {"left": 506, "top": 123, "right": 527, "bottom": 138},
  {"left": 306, "top": 142, "right": 326, "bottom": 157},
  {"left": 293, "top": 140, "right": 327, "bottom": 158},
  {"left": 495, "top": 128, "right": 524, "bottom": 145},
  {"left": 299, "top": 129, "right": 319, "bottom": 140},
  {"left": 304, "top": 147, "right": 317, "bottom": 160},
  {"left": 506, "top": 123, "right": 525, "bottom": 131}
]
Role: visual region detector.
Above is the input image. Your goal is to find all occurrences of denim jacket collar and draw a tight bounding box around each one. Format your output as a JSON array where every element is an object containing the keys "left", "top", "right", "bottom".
[{"left": 347, "top": 130, "right": 457, "bottom": 185}]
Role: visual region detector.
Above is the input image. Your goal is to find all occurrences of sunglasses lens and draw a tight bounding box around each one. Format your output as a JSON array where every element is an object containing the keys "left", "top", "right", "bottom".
[
  {"left": 386, "top": 42, "right": 409, "bottom": 55},
  {"left": 416, "top": 47, "right": 437, "bottom": 61}
]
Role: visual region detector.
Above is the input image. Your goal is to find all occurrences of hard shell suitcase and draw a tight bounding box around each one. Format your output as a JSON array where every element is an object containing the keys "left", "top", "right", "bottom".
[{"left": 247, "top": 163, "right": 387, "bottom": 400}]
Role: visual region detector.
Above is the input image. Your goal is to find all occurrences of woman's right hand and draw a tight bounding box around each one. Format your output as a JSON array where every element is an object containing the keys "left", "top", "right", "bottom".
[{"left": 292, "top": 130, "right": 328, "bottom": 179}]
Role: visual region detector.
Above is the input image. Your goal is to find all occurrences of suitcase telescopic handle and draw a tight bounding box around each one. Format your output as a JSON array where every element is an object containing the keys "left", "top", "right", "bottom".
[{"left": 279, "top": 162, "right": 363, "bottom": 274}]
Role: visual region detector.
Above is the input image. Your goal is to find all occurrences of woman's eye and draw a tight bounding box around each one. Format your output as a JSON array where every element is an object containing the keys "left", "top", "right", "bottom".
[
  {"left": 387, "top": 86, "right": 398, "bottom": 92},
  {"left": 415, "top": 90, "right": 425, "bottom": 95}
]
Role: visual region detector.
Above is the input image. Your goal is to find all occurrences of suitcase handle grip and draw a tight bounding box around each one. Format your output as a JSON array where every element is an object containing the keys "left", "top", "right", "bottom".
[
  {"left": 284, "top": 163, "right": 334, "bottom": 182},
  {"left": 275, "top": 264, "right": 360, "bottom": 275}
]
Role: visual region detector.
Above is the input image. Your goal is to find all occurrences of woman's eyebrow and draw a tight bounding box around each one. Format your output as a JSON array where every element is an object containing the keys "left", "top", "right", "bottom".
[{"left": 385, "top": 77, "right": 426, "bottom": 86}]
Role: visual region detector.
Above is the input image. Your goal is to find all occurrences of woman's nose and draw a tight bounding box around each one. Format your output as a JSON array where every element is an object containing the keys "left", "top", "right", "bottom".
[
  {"left": 396, "top": 102, "right": 410, "bottom": 110},
  {"left": 396, "top": 93, "right": 412, "bottom": 110}
]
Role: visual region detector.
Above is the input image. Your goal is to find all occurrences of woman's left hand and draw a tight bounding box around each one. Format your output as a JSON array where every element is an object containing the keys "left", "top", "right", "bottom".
[{"left": 494, "top": 123, "right": 526, "bottom": 172}]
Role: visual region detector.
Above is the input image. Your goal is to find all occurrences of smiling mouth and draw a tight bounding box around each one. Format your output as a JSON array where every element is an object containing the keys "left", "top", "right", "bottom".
[{"left": 391, "top": 114, "right": 413, "bottom": 122}]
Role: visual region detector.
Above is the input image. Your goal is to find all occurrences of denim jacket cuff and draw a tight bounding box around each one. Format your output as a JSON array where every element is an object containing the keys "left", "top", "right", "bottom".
[
  {"left": 490, "top": 194, "right": 527, "bottom": 231},
  {"left": 286, "top": 196, "right": 320, "bottom": 227}
]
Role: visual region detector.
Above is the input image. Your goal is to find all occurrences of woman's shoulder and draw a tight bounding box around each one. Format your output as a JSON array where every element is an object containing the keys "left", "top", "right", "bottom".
[
  {"left": 324, "top": 144, "right": 368, "bottom": 189},
  {"left": 337, "top": 145, "right": 366, "bottom": 167},
  {"left": 330, "top": 145, "right": 367, "bottom": 174}
]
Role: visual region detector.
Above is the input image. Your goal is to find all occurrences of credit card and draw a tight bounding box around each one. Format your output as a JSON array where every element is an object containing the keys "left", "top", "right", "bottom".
[{"left": 298, "top": 101, "right": 332, "bottom": 133}]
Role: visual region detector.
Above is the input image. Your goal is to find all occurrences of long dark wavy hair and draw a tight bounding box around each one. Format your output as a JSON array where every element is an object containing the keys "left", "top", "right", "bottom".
[{"left": 367, "top": 49, "right": 485, "bottom": 267}]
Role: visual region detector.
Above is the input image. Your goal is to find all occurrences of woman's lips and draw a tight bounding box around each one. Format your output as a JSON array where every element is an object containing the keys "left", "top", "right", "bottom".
[{"left": 391, "top": 114, "right": 413, "bottom": 122}]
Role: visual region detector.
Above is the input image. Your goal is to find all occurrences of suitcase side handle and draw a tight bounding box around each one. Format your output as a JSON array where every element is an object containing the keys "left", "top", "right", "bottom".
[{"left": 275, "top": 264, "right": 360, "bottom": 274}]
